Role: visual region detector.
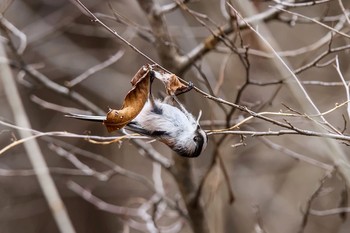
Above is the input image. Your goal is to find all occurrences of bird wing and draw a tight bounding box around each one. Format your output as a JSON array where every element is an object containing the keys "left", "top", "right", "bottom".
[{"left": 126, "top": 121, "right": 168, "bottom": 137}]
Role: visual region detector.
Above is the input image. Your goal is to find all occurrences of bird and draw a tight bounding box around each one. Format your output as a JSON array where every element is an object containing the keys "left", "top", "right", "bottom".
[{"left": 66, "top": 74, "right": 207, "bottom": 158}]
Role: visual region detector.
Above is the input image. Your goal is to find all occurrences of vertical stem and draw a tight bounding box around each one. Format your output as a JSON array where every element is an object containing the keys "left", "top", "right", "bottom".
[
  {"left": 0, "top": 39, "right": 76, "bottom": 233},
  {"left": 172, "top": 156, "right": 210, "bottom": 233}
]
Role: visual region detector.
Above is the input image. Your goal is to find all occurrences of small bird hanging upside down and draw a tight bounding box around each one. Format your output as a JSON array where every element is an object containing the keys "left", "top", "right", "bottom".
[{"left": 66, "top": 66, "right": 207, "bottom": 158}]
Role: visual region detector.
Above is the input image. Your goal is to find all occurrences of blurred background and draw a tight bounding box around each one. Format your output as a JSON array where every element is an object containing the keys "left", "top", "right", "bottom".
[{"left": 1, "top": 0, "right": 350, "bottom": 232}]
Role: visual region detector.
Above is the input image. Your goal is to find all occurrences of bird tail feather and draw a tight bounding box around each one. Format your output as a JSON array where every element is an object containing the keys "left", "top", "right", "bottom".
[{"left": 65, "top": 113, "right": 106, "bottom": 122}]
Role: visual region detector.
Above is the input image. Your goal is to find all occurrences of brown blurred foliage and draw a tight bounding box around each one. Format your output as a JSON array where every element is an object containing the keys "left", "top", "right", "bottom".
[{"left": 1, "top": 0, "right": 350, "bottom": 233}]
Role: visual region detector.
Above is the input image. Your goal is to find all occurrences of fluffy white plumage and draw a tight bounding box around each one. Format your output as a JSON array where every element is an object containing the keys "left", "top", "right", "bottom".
[{"left": 130, "top": 99, "right": 207, "bottom": 157}]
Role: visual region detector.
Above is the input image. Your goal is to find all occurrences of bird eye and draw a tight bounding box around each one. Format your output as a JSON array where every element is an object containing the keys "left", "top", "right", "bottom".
[{"left": 193, "top": 136, "right": 199, "bottom": 142}]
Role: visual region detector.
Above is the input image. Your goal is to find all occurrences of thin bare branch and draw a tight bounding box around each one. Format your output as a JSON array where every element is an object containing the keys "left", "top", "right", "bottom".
[
  {"left": 179, "top": 6, "right": 282, "bottom": 72},
  {"left": 68, "top": 181, "right": 184, "bottom": 233},
  {"left": 67, "top": 181, "right": 141, "bottom": 216},
  {"left": 0, "top": 167, "right": 105, "bottom": 178},
  {"left": 48, "top": 143, "right": 110, "bottom": 181},
  {"left": 277, "top": 7, "right": 350, "bottom": 40},
  {"left": 31, "top": 95, "right": 93, "bottom": 115},
  {"left": 259, "top": 137, "right": 333, "bottom": 171},
  {"left": 298, "top": 169, "right": 335, "bottom": 233},
  {"left": 65, "top": 50, "right": 125, "bottom": 87},
  {"left": 70, "top": 0, "right": 159, "bottom": 67},
  {"left": 10, "top": 60, "right": 106, "bottom": 115},
  {"left": 294, "top": 44, "right": 350, "bottom": 74},
  {"left": 273, "top": 0, "right": 333, "bottom": 7},
  {"left": 310, "top": 207, "right": 350, "bottom": 216},
  {"left": 0, "top": 15, "right": 26, "bottom": 54},
  {"left": 338, "top": 0, "right": 350, "bottom": 24},
  {"left": 333, "top": 56, "right": 350, "bottom": 120}
]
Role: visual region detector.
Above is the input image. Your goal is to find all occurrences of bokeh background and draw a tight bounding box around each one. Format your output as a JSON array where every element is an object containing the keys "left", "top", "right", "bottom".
[{"left": 1, "top": 0, "right": 350, "bottom": 233}]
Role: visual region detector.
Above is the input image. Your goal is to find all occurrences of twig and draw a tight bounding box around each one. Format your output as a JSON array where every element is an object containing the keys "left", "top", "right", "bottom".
[
  {"left": 301, "top": 80, "right": 346, "bottom": 86},
  {"left": 160, "top": 0, "right": 190, "bottom": 14},
  {"left": 96, "top": 8, "right": 154, "bottom": 43},
  {"left": 0, "top": 15, "right": 26, "bottom": 54},
  {"left": 211, "top": 99, "right": 350, "bottom": 133},
  {"left": 21, "top": 64, "right": 105, "bottom": 115},
  {"left": 259, "top": 137, "right": 333, "bottom": 171},
  {"left": 6, "top": 62, "right": 105, "bottom": 115},
  {"left": 47, "top": 140, "right": 154, "bottom": 187},
  {"left": 208, "top": 129, "right": 350, "bottom": 143},
  {"left": 179, "top": 6, "right": 282, "bottom": 73},
  {"left": 48, "top": 143, "right": 109, "bottom": 181},
  {"left": 333, "top": 56, "right": 350, "bottom": 120},
  {"left": 0, "top": 19, "right": 106, "bottom": 115},
  {"left": 310, "top": 207, "right": 350, "bottom": 216},
  {"left": 31, "top": 95, "right": 93, "bottom": 115},
  {"left": 133, "top": 139, "right": 174, "bottom": 171},
  {"left": 45, "top": 139, "right": 186, "bottom": 219},
  {"left": 338, "top": 0, "right": 350, "bottom": 24},
  {"left": 67, "top": 181, "right": 141, "bottom": 216},
  {"left": 68, "top": 181, "right": 184, "bottom": 232},
  {"left": 273, "top": 0, "right": 333, "bottom": 7},
  {"left": 0, "top": 167, "right": 107, "bottom": 178},
  {"left": 0, "top": 117, "right": 174, "bottom": 171},
  {"left": 277, "top": 7, "right": 350, "bottom": 40},
  {"left": 277, "top": 11, "right": 350, "bottom": 24},
  {"left": 70, "top": 0, "right": 159, "bottom": 66},
  {"left": 298, "top": 169, "right": 335, "bottom": 233},
  {"left": 276, "top": 16, "right": 347, "bottom": 57},
  {"left": 65, "top": 49, "right": 125, "bottom": 87},
  {"left": 0, "top": 119, "right": 147, "bottom": 155}
]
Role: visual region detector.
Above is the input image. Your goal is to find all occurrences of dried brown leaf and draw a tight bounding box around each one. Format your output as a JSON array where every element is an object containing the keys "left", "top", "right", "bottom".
[
  {"left": 152, "top": 68, "right": 188, "bottom": 95},
  {"left": 164, "top": 73, "right": 188, "bottom": 95},
  {"left": 103, "top": 65, "right": 151, "bottom": 132}
]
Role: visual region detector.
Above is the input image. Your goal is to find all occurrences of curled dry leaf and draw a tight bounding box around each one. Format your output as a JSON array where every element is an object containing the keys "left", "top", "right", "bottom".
[
  {"left": 164, "top": 73, "right": 189, "bottom": 95},
  {"left": 152, "top": 68, "right": 189, "bottom": 96},
  {"left": 103, "top": 65, "right": 151, "bottom": 132}
]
